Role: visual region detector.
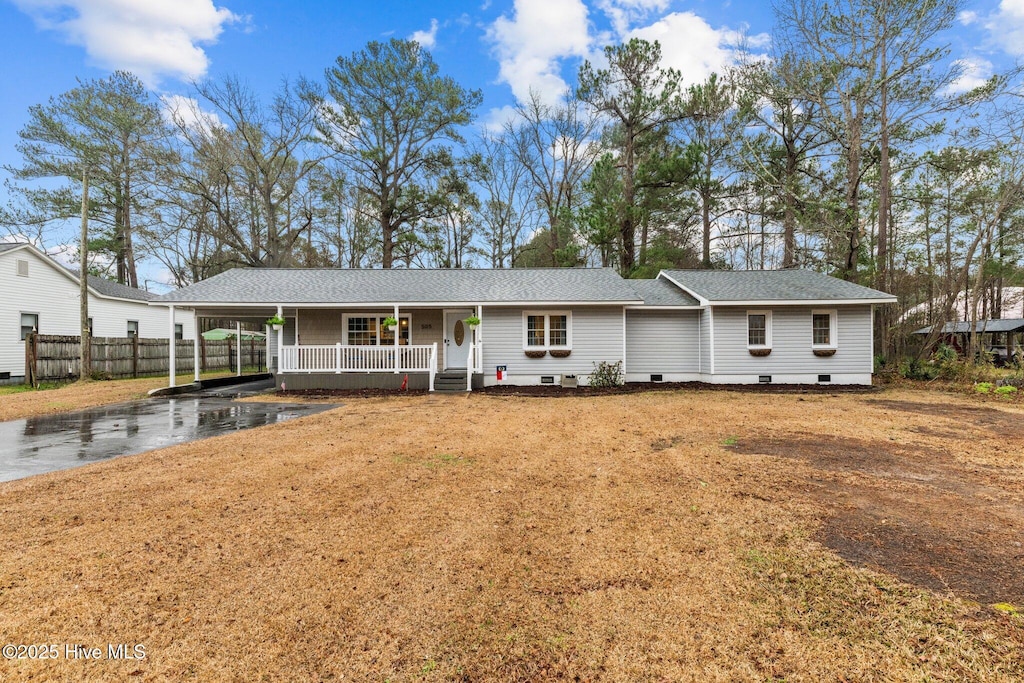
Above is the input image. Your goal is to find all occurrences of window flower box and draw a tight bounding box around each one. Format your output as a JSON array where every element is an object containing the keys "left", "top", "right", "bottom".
[
  {"left": 524, "top": 349, "right": 547, "bottom": 359},
  {"left": 748, "top": 348, "right": 772, "bottom": 357},
  {"left": 549, "top": 349, "right": 571, "bottom": 358},
  {"left": 813, "top": 348, "right": 836, "bottom": 357}
]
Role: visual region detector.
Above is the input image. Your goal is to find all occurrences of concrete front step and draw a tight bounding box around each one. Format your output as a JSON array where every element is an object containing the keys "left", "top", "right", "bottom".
[{"left": 434, "top": 370, "right": 475, "bottom": 392}]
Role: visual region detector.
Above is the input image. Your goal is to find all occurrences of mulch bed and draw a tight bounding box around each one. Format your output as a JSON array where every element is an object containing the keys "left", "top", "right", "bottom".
[{"left": 276, "top": 381, "right": 879, "bottom": 399}]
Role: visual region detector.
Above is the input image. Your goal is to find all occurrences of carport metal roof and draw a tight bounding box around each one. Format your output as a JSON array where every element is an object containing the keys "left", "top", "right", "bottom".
[{"left": 913, "top": 319, "right": 1024, "bottom": 334}]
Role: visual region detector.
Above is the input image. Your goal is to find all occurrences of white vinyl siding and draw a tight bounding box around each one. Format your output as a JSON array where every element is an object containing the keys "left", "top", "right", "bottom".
[
  {"left": 625, "top": 310, "right": 700, "bottom": 374},
  {"left": 481, "top": 306, "right": 624, "bottom": 383},
  {"left": 699, "top": 308, "right": 712, "bottom": 374},
  {"left": 0, "top": 248, "right": 195, "bottom": 377},
  {"left": 712, "top": 305, "right": 873, "bottom": 375}
]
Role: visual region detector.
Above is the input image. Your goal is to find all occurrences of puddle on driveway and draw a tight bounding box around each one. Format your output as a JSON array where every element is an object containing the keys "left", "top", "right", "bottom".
[{"left": 0, "top": 396, "right": 335, "bottom": 482}]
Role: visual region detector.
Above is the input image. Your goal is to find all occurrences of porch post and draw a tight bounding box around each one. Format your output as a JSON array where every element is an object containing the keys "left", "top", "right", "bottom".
[
  {"left": 168, "top": 305, "right": 176, "bottom": 388},
  {"left": 393, "top": 303, "right": 400, "bottom": 373},
  {"left": 276, "top": 305, "right": 283, "bottom": 373},
  {"left": 193, "top": 311, "right": 200, "bottom": 383},
  {"left": 430, "top": 342, "right": 437, "bottom": 392},
  {"left": 236, "top": 321, "right": 242, "bottom": 376},
  {"left": 476, "top": 304, "right": 483, "bottom": 374}
]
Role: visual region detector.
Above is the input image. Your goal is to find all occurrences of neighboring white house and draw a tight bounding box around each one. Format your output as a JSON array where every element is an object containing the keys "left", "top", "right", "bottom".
[
  {"left": 151, "top": 266, "right": 896, "bottom": 389},
  {"left": 1, "top": 243, "right": 195, "bottom": 382}
]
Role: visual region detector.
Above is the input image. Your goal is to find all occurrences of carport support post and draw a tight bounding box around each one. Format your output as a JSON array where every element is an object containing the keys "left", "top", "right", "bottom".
[
  {"left": 236, "top": 321, "right": 242, "bottom": 376},
  {"left": 193, "top": 312, "right": 200, "bottom": 383},
  {"left": 393, "top": 304, "right": 400, "bottom": 373},
  {"left": 168, "top": 305, "right": 176, "bottom": 388},
  {"left": 276, "top": 305, "right": 283, "bottom": 373}
]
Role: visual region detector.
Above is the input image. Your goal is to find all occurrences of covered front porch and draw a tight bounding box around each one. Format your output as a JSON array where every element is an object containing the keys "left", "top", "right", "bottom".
[
  {"left": 279, "top": 305, "right": 484, "bottom": 391},
  {"left": 165, "top": 304, "right": 485, "bottom": 392}
]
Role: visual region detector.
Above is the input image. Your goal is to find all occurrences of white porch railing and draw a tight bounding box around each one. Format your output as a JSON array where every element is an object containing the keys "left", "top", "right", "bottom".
[{"left": 280, "top": 343, "right": 437, "bottom": 376}]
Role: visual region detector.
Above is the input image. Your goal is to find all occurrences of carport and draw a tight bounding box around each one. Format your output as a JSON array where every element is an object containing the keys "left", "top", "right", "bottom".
[
  {"left": 154, "top": 304, "right": 280, "bottom": 389},
  {"left": 914, "top": 318, "right": 1024, "bottom": 360}
]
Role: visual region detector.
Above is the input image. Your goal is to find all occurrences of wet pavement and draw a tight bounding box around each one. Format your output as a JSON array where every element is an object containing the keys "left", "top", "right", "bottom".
[{"left": 0, "top": 381, "right": 336, "bottom": 482}]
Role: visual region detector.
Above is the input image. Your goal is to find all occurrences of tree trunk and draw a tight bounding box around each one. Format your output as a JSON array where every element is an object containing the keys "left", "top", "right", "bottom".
[
  {"left": 79, "top": 167, "right": 91, "bottom": 381},
  {"left": 783, "top": 149, "right": 797, "bottom": 268},
  {"left": 620, "top": 132, "right": 636, "bottom": 274},
  {"left": 123, "top": 175, "right": 139, "bottom": 288}
]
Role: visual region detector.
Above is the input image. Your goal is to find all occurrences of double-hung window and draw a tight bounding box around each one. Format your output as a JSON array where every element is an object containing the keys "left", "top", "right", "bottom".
[
  {"left": 523, "top": 311, "right": 571, "bottom": 350},
  {"left": 344, "top": 315, "right": 411, "bottom": 346},
  {"left": 746, "top": 310, "right": 771, "bottom": 349},
  {"left": 127, "top": 320, "right": 139, "bottom": 338},
  {"left": 811, "top": 310, "right": 837, "bottom": 349}
]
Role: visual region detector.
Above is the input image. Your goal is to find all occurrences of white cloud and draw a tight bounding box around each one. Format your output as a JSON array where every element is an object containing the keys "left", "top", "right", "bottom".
[
  {"left": 161, "top": 94, "right": 223, "bottom": 133},
  {"left": 945, "top": 56, "right": 994, "bottom": 95},
  {"left": 486, "top": 0, "right": 593, "bottom": 105},
  {"left": 986, "top": 0, "right": 1024, "bottom": 55},
  {"left": 409, "top": 18, "right": 439, "bottom": 49},
  {"left": 958, "top": 10, "right": 979, "bottom": 25},
  {"left": 626, "top": 12, "right": 765, "bottom": 86},
  {"left": 597, "top": 0, "right": 670, "bottom": 36},
  {"left": 11, "top": 0, "right": 240, "bottom": 85},
  {"left": 481, "top": 104, "right": 520, "bottom": 133}
]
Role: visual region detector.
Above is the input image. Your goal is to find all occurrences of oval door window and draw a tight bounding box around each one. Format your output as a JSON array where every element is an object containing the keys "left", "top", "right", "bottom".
[{"left": 453, "top": 319, "right": 465, "bottom": 346}]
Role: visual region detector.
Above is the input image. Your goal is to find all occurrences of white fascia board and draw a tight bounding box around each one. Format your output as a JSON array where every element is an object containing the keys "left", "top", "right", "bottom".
[
  {"left": 709, "top": 298, "right": 897, "bottom": 306},
  {"left": 623, "top": 305, "right": 704, "bottom": 310},
  {"left": 656, "top": 271, "right": 711, "bottom": 307},
  {"left": 149, "top": 300, "right": 644, "bottom": 308}
]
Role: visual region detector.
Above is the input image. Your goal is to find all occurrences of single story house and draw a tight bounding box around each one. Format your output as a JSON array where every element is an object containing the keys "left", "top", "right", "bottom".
[
  {"left": 0, "top": 242, "right": 196, "bottom": 383},
  {"left": 149, "top": 267, "right": 895, "bottom": 390}
]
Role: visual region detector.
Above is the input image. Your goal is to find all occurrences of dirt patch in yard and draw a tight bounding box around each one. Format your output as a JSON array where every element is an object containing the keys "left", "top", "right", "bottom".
[{"left": 729, "top": 426, "right": 1024, "bottom": 606}]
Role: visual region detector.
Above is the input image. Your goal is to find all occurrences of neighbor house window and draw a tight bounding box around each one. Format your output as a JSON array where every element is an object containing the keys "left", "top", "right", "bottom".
[
  {"left": 20, "top": 313, "right": 38, "bottom": 340},
  {"left": 344, "top": 315, "right": 411, "bottom": 346},
  {"left": 16, "top": 259, "right": 28, "bottom": 277},
  {"left": 812, "top": 310, "right": 837, "bottom": 348},
  {"left": 127, "top": 320, "right": 138, "bottom": 338},
  {"left": 175, "top": 324, "right": 184, "bottom": 341},
  {"left": 87, "top": 318, "right": 93, "bottom": 336},
  {"left": 523, "top": 311, "right": 571, "bottom": 349},
  {"left": 747, "top": 310, "right": 771, "bottom": 348}
]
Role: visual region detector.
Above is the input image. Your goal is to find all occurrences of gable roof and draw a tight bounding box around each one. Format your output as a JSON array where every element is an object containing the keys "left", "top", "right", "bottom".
[
  {"left": 2, "top": 242, "right": 156, "bottom": 302},
  {"left": 627, "top": 278, "right": 700, "bottom": 307},
  {"left": 660, "top": 269, "right": 897, "bottom": 305},
  {"left": 152, "top": 267, "right": 643, "bottom": 306}
]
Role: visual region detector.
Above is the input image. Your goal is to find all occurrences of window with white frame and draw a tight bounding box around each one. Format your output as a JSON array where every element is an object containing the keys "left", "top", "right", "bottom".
[
  {"left": 523, "top": 311, "right": 571, "bottom": 349},
  {"left": 747, "top": 310, "right": 771, "bottom": 348},
  {"left": 20, "top": 313, "right": 38, "bottom": 340},
  {"left": 811, "top": 310, "right": 837, "bottom": 348},
  {"left": 174, "top": 324, "right": 184, "bottom": 341},
  {"left": 344, "top": 314, "right": 411, "bottom": 346}
]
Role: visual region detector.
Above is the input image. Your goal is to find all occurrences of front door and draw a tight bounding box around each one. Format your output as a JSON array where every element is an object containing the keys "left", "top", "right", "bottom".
[{"left": 443, "top": 309, "right": 473, "bottom": 370}]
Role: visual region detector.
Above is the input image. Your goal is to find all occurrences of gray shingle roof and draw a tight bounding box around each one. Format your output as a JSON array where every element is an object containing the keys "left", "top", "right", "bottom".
[
  {"left": 661, "top": 269, "right": 896, "bottom": 303},
  {"left": 913, "top": 319, "right": 1024, "bottom": 335},
  {"left": 75, "top": 271, "right": 156, "bottom": 302},
  {"left": 0, "top": 243, "right": 23, "bottom": 253},
  {"left": 628, "top": 278, "right": 700, "bottom": 306},
  {"left": 152, "top": 267, "right": 643, "bottom": 305}
]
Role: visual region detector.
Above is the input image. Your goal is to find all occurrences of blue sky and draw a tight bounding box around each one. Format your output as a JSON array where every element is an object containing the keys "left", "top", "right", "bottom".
[{"left": 0, "top": 0, "right": 1019, "bottom": 284}]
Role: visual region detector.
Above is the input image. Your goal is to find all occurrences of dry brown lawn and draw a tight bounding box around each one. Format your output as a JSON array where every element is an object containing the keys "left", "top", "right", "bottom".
[
  {"left": 0, "top": 387, "right": 1022, "bottom": 681},
  {"left": 0, "top": 372, "right": 239, "bottom": 422}
]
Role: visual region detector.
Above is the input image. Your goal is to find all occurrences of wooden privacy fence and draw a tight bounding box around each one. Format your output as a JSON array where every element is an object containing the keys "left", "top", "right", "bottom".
[{"left": 24, "top": 334, "right": 266, "bottom": 385}]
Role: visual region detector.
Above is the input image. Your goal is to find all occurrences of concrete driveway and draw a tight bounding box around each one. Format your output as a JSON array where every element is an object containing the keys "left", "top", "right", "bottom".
[{"left": 0, "top": 381, "right": 334, "bottom": 482}]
